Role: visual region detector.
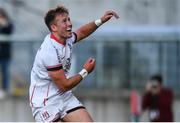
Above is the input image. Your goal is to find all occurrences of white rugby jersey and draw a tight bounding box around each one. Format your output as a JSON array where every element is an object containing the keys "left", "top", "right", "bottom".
[{"left": 29, "top": 32, "right": 77, "bottom": 108}]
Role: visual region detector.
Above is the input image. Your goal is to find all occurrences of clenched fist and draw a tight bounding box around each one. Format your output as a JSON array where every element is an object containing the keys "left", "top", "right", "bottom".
[{"left": 83, "top": 58, "right": 96, "bottom": 74}]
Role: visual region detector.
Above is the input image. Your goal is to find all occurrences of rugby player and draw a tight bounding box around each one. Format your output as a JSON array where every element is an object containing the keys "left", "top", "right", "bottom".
[{"left": 29, "top": 5, "right": 119, "bottom": 122}]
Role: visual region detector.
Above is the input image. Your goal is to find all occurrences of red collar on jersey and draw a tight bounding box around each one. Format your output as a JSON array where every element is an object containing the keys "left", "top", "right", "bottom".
[{"left": 50, "top": 33, "right": 66, "bottom": 46}]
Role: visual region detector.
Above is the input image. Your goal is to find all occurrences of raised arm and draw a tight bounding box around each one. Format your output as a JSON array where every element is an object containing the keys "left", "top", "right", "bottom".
[{"left": 75, "top": 11, "right": 119, "bottom": 42}]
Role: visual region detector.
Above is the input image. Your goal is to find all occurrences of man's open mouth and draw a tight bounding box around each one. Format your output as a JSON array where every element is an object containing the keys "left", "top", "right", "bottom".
[{"left": 66, "top": 28, "right": 72, "bottom": 32}]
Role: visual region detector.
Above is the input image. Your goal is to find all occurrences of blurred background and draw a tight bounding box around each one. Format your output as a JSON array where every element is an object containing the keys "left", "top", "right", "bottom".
[{"left": 0, "top": 0, "right": 179, "bottom": 122}]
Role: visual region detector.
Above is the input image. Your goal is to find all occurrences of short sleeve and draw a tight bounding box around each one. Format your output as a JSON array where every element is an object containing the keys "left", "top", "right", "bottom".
[
  {"left": 42, "top": 48, "right": 63, "bottom": 71},
  {"left": 72, "top": 32, "right": 77, "bottom": 44}
]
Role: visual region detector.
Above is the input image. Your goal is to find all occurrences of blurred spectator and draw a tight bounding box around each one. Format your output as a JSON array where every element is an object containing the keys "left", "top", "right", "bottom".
[
  {"left": 142, "top": 74, "right": 174, "bottom": 122},
  {"left": 0, "top": 8, "right": 13, "bottom": 97}
]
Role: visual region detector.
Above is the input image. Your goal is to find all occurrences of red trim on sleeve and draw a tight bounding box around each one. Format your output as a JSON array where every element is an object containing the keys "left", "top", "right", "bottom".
[
  {"left": 46, "top": 64, "right": 62, "bottom": 69},
  {"left": 46, "top": 64, "right": 63, "bottom": 71},
  {"left": 50, "top": 33, "right": 66, "bottom": 46}
]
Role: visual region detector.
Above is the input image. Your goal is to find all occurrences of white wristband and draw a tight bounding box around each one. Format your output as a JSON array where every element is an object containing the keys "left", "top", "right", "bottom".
[
  {"left": 95, "top": 19, "right": 102, "bottom": 27},
  {"left": 78, "top": 69, "right": 88, "bottom": 79}
]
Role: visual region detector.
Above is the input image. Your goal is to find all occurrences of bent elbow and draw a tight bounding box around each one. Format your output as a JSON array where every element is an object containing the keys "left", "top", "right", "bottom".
[{"left": 53, "top": 78, "right": 71, "bottom": 92}]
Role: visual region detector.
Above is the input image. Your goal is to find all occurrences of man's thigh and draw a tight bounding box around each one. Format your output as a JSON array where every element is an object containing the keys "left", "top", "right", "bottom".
[{"left": 62, "top": 108, "right": 93, "bottom": 122}]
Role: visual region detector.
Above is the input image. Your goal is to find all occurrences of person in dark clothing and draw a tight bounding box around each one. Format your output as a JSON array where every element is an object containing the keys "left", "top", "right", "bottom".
[
  {"left": 0, "top": 8, "right": 13, "bottom": 93},
  {"left": 142, "top": 74, "right": 174, "bottom": 122}
]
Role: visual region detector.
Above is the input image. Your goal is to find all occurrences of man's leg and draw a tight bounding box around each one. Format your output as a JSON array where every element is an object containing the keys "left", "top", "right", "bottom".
[{"left": 62, "top": 108, "right": 93, "bottom": 122}]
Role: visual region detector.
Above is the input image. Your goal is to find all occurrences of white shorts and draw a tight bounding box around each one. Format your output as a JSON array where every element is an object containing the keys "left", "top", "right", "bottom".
[{"left": 32, "top": 92, "right": 84, "bottom": 122}]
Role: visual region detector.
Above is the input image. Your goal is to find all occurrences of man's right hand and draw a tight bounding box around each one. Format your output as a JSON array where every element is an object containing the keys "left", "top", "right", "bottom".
[
  {"left": 83, "top": 58, "right": 96, "bottom": 74},
  {"left": 0, "top": 17, "right": 8, "bottom": 26}
]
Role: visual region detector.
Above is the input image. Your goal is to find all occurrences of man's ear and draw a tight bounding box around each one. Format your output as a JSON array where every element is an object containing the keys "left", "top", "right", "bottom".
[{"left": 50, "top": 24, "right": 57, "bottom": 32}]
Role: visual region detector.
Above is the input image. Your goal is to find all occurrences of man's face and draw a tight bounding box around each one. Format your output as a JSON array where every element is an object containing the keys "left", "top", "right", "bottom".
[{"left": 51, "top": 13, "right": 72, "bottom": 39}]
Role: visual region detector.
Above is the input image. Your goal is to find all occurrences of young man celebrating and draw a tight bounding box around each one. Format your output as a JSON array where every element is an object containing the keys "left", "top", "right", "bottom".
[{"left": 29, "top": 5, "right": 119, "bottom": 122}]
